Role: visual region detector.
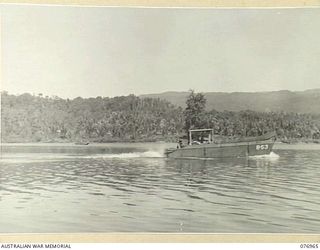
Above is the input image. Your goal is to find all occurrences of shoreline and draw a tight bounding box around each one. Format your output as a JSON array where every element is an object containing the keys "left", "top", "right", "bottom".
[
  {"left": 1, "top": 136, "right": 320, "bottom": 145},
  {"left": 1, "top": 140, "right": 320, "bottom": 146}
]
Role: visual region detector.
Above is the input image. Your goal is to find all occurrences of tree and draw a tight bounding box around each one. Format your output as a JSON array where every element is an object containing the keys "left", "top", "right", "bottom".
[{"left": 184, "top": 90, "right": 207, "bottom": 133}]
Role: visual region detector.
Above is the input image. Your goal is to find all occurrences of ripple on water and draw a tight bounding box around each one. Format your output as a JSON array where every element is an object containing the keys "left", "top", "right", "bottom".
[{"left": 1, "top": 145, "right": 320, "bottom": 233}]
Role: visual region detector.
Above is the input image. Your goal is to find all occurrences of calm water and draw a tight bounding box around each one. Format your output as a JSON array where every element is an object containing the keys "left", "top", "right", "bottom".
[{"left": 1, "top": 142, "right": 320, "bottom": 233}]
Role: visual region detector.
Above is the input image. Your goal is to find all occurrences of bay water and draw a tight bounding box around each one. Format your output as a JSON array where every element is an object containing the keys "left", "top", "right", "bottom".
[{"left": 1, "top": 142, "right": 319, "bottom": 233}]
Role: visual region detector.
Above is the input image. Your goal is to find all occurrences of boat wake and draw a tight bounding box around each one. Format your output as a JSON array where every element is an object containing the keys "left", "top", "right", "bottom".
[
  {"left": 85, "top": 151, "right": 164, "bottom": 159},
  {"left": 102, "top": 151, "right": 163, "bottom": 158},
  {"left": 249, "top": 151, "right": 280, "bottom": 160},
  {"left": 1, "top": 151, "right": 279, "bottom": 163},
  {"left": 0, "top": 150, "right": 165, "bottom": 164}
]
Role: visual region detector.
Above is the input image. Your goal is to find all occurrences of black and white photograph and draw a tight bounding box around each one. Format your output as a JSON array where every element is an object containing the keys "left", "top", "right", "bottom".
[{"left": 1, "top": 3, "right": 320, "bottom": 235}]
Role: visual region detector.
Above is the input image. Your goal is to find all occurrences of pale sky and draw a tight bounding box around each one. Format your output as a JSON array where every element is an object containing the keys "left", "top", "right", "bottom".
[{"left": 1, "top": 5, "right": 320, "bottom": 98}]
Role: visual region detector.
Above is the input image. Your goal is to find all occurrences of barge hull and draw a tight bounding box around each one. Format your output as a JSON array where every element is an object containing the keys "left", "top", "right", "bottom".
[{"left": 166, "top": 139, "right": 275, "bottom": 159}]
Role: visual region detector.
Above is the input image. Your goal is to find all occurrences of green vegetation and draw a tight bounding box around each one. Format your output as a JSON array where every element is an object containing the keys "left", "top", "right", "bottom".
[
  {"left": 204, "top": 110, "right": 320, "bottom": 143},
  {"left": 1, "top": 92, "right": 184, "bottom": 143},
  {"left": 1, "top": 91, "right": 320, "bottom": 143},
  {"left": 184, "top": 90, "right": 207, "bottom": 132}
]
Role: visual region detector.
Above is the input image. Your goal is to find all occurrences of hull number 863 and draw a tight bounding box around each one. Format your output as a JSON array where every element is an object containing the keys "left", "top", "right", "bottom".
[{"left": 256, "top": 144, "right": 269, "bottom": 150}]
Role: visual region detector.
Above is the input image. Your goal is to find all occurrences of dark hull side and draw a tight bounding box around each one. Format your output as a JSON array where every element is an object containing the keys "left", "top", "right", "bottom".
[{"left": 165, "top": 139, "right": 275, "bottom": 159}]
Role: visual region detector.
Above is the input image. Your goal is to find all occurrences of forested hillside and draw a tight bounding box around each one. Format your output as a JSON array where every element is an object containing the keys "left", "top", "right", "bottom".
[
  {"left": 1, "top": 91, "right": 320, "bottom": 143},
  {"left": 202, "top": 110, "right": 320, "bottom": 142},
  {"left": 1, "top": 92, "right": 184, "bottom": 143}
]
